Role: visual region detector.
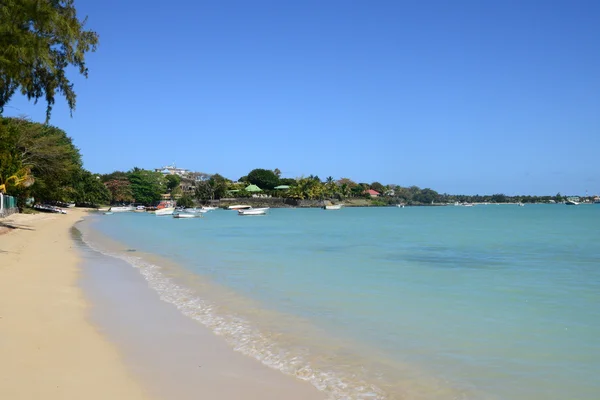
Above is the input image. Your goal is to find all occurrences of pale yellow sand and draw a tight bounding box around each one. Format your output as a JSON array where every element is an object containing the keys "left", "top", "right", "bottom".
[
  {"left": 0, "top": 209, "right": 150, "bottom": 400},
  {"left": 0, "top": 210, "right": 326, "bottom": 400}
]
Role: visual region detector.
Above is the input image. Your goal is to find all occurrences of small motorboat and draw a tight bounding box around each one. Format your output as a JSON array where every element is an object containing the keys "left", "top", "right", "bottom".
[
  {"left": 323, "top": 204, "right": 343, "bottom": 210},
  {"left": 238, "top": 207, "right": 268, "bottom": 216},
  {"left": 184, "top": 208, "right": 208, "bottom": 214},
  {"left": 228, "top": 205, "right": 252, "bottom": 210},
  {"left": 173, "top": 213, "right": 199, "bottom": 219},
  {"left": 109, "top": 205, "right": 135, "bottom": 212},
  {"left": 155, "top": 207, "right": 175, "bottom": 216}
]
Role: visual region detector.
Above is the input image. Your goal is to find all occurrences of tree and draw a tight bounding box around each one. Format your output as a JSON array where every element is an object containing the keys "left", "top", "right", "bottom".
[
  {"left": 370, "top": 182, "right": 385, "bottom": 194},
  {"left": 208, "top": 173, "right": 228, "bottom": 199},
  {"left": 0, "top": 117, "right": 82, "bottom": 205},
  {"left": 0, "top": 0, "right": 100, "bottom": 121},
  {"left": 104, "top": 179, "right": 133, "bottom": 203},
  {"left": 71, "top": 170, "right": 110, "bottom": 206},
  {"left": 127, "top": 168, "right": 164, "bottom": 205},
  {"left": 247, "top": 168, "right": 279, "bottom": 190},
  {"left": 195, "top": 173, "right": 228, "bottom": 201},
  {"left": 491, "top": 193, "right": 507, "bottom": 203},
  {"left": 273, "top": 168, "right": 281, "bottom": 177},
  {"left": 165, "top": 174, "right": 181, "bottom": 191},
  {"left": 176, "top": 194, "right": 194, "bottom": 208}
]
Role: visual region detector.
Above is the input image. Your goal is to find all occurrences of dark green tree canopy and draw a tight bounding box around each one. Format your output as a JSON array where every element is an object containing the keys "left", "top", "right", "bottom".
[
  {"left": 127, "top": 168, "right": 164, "bottom": 205},
  {"left": 247, "top": 168, "right": 279, "bottom": 190},
  {"left": 0, "top": 0, "right": 99, "bottom": 121},
  {"left": 165, "top": 174, "right": 181, "bottom": 191}
]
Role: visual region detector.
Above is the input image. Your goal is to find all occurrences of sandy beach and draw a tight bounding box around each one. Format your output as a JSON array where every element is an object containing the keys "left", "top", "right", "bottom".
[
  {"left": 0, "top": 209, "right": 149, "bottom": 400},
  {"left": 0, "top": 210, "right": 325, "bottom": 400}
]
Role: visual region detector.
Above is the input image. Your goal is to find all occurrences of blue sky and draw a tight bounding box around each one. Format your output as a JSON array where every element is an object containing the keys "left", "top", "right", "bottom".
[{"left": 5, "top": 0, "right": 600, "bottom": 195}]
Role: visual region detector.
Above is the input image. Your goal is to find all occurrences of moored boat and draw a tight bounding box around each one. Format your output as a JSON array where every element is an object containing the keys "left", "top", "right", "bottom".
[
  {"left": 155, "top": 207, "right": 175, "bottom": 216},
  {"left": 173, "top": 213, "right": 198, "bottom": 218},
  {"left": 184, "top": 208, "right": 208, "bottom": 214},
  {"left": 228, "top": 205, "right": 252, "bottom": 210},
  {"left": 109, "top": 205, "right": 135, "bottom": 212},
  {"left": 323, "top": 204, "right": 343, "bottom": 210},
  {"left": 238, "top": 207, "right": 268, "bottom": 216}
]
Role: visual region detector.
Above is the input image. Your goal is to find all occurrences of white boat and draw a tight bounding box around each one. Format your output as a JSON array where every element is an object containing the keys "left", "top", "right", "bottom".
[
  {"left": 173, "top": 213, "right": 198, "bottom": 218},
  {"left": 134, "top": 205, "right": 146, "bottom": 212},
  {"left": 201, "top": 206, "right": 218, "bottom": 211},
  {"left": 397, "top": 204, "right": 405, "bottom": 208},
  {"left": 323, "top": 204, "right": 343, "bottom": 210},
  {"left": 109, "top": 205, "right": 135, "bottom": 212},
  {"left": 228, "top": 205, "right": 252, "bottom": 210},
  {"left": 155, "top": 207, "right": 175, "bottom": 216},
  {"left": 518, "top": 203, "right": 525, "bottom": 207},
  {"left": 565, "top": 199, "right": 579, "bottom": 206},
  {"left": 238, "top": 207, "right": 269, "bottom": 216},
  {"left": 184, "top": 207, "right": 208, "bottom": 214}
]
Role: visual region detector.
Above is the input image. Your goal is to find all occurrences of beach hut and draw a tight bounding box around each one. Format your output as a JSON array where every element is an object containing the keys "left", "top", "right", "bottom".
[{"left": 245, "top": 184, "right": 262, "bottom": 192}]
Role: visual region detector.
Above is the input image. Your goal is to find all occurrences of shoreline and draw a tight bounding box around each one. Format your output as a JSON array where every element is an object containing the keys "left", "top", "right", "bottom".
[
  {"left": 0, "top": 209, "right": 149, "bottom": 399},
  {"left": 0, "top": 209, "right": 326, "bottom": 400},
  {"left": 74, "top": 224, "right": 327, "bottom": 400}
]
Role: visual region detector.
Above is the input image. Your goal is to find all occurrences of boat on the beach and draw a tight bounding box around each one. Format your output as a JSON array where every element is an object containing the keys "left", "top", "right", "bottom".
[
  {"left": 228, "top": 205, "right": 252, "bottom": 210},
  {"left": 109, "top": 205, "right": 135, "bottom": 212},
  {"left": 155, "top": 207, "right": 175, "bottom": 216},
  {"left": 323, "top": 204, "right": 343, "bottom": 210},
  {"left": 33, "top": 204, "right": 67, "bottom": 214},
  {"left": 238, "top": 207, "right": 268, "bottom": 216}
]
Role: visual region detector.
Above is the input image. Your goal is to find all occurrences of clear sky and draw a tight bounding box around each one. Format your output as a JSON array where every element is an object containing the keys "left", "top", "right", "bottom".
[{"left": 5, "top": 0, "right": 600, "bottom": 195}]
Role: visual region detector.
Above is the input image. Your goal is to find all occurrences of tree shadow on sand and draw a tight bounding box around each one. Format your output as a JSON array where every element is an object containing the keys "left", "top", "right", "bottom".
[
  {"left": 0, "top": 221, "right": 35, "bottom": 232},
  {"left": 0, "top": 221, "right": 35, "bottom": 253}
]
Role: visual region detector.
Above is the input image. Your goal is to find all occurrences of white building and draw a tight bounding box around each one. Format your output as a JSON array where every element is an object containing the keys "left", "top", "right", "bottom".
[{"left": 155, "top": 164, "right": 189, "bottom": 176}]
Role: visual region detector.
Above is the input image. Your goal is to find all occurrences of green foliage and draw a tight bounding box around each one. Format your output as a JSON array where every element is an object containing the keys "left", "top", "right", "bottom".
[
  {"left": 370, "top": 182, "right": 385, "bottom": 193},
  {"left": 0, "top": 0, "right": 99, "bottom": 121},
  {"left": 127, "top": 168, "right": 164, "bottom": 205},
  {"left": 279, "top": 177, "right": 297, "bottom": 186},
  {"left": 71, "top": 169, "right": 110, "bottom": 206},
  {"left": 176, "top": 194, "right": 195, "bottom": 208},
  {"left": 104, "top": 179, "right": 133, "bottom": 203},
  {"left": 0, "top": 117, "right": 82, "bottom": 205},
  {"left": 287, "top": 177, "right": 325, "bottom": 200},
  {"left": 0, "top": 0, "right": 98, "bottom": 121},
  {"left": 165, "top": 174, "right": 181, "bottom": 191},
  {"left": 247, "top": 168, "right": 279, "bottom": 190},
  {"left": 195, "top": 173, "right": 228, "bottom": 201},
  {"left": 100, "top": 171, "right": 128, "bottom": 182}
]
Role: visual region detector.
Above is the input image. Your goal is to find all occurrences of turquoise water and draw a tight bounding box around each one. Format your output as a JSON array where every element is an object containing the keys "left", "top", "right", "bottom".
[{"left": 85, "top": 205, "right": 600, "bottom": 399}]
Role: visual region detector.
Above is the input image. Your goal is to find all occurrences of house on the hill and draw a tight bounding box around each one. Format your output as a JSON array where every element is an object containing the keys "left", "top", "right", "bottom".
[{"left": 364, "top": 189, "right": 380, "bottom": 198}]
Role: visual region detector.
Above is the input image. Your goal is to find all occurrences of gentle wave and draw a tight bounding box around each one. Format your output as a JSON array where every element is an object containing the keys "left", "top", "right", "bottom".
[{"left": 78, "top": 228, "right": 387, "bottom": 400}]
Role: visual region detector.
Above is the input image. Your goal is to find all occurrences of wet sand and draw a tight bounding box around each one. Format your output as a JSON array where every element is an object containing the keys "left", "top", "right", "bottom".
[
  {"left": 0, "top": 209, "right": 325, "bottom": 400},
  {"left": 0, "top": 209, "right": 149, "bottom": 400}
]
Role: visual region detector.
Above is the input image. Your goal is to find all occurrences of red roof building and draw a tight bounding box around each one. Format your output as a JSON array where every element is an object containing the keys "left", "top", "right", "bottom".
[{"left": 364, "top": 189, "right": 380, "bottom": 197}]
